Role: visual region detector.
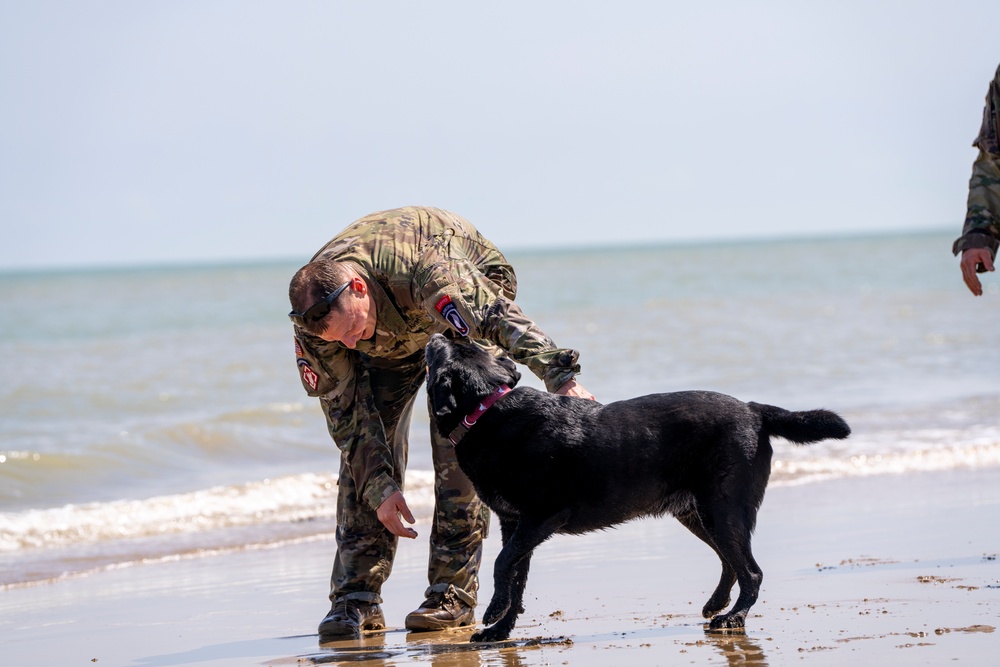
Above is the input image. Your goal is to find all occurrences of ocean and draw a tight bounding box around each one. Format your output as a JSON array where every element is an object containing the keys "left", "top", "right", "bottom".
[{"left": 2, "top": 229, "right": 998, "bottom": 589}]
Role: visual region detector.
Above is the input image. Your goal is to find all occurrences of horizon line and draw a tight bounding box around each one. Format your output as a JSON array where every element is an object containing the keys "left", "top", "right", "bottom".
[{"left": 0, "top": 225, "right": 956, "bottom": 276}]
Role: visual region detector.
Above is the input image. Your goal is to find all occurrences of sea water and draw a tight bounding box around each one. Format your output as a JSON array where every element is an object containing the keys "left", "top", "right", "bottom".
[{"left": 2, "top": 230, "right": 998, "bottom": 587}]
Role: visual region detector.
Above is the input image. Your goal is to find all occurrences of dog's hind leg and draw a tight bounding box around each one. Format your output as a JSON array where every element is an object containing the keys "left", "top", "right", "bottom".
[
  {"left": 675, "top": 508, "right": 736, "bottom": 619},
  {"left": 472, "top": 510, "right": 570, "bottom": 643},
  {"left": 702, "top": 505, "right": 763, "bottom": 631}
]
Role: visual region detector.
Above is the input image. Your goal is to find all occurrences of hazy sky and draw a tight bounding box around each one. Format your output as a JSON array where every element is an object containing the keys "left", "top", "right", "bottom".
[{"left": 1, "top": 1, "right": 998, "bottom": 270}]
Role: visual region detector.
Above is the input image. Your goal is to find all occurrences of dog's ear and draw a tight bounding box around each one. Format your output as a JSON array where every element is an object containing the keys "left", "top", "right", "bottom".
[
  {"left": 430, "top": 376, "right": 458, "bottom": 418},
  {"left": 498, "top": 356, "right": 521, "bottom": 389}
]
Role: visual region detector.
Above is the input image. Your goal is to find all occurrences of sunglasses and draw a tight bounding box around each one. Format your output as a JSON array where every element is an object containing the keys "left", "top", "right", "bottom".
[{"left": 288, "top": 281, "right": 351, "bottom": 327}]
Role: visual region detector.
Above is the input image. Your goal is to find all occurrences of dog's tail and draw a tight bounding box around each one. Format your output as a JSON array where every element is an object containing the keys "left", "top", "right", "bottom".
[{"left": 750, "top": 402, "right": 851, "bottom": 444}]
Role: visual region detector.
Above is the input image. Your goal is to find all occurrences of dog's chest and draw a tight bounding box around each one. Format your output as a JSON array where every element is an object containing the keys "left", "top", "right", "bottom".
[
  {"left": 478, "top": 490, "right": 519, "bottom": 518},
  {"left": 455, "top": 451, "right": 520, "bottom": 516}
]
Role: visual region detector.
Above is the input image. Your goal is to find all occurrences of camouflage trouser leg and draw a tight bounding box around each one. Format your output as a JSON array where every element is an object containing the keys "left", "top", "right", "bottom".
[
  {"left": 328, "top": 359, "right": 421, "bottom": 604},
  {"left": 424, "top": 390, "right": 490, "bottom": 608}
]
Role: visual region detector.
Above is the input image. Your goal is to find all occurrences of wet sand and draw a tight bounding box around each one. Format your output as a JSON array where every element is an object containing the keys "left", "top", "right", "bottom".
[{"left": 1, "top": 468, "right": 997, "bottom": 666}]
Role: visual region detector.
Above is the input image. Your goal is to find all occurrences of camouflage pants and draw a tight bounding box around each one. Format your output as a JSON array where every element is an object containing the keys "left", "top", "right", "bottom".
[{"left": 329, "top": 351, "right": 489, "bottom": 608}]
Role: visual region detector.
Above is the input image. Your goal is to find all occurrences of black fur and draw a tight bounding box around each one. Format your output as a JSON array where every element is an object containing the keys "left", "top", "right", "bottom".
[{"left": 424, "top": 334, "right": 851, "bottom": 642}]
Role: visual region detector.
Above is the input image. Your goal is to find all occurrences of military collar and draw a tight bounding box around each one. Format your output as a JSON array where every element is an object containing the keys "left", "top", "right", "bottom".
[
  {"left": 448, "top": 385, "right": 512, "bottom": 445},
  {"left": 353, "top": 265, "right": 407, "bottom": 341}
]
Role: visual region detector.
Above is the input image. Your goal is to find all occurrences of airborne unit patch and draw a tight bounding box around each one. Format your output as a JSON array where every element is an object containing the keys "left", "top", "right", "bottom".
[{"left": 435, "top": 295, "right": 470, "bottom": 336}]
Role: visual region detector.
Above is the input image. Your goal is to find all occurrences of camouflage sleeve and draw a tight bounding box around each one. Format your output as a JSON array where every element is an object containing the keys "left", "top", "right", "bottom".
[
  {"left": 414, "top": 245, "right": 581, "bottom": 393},
  {"left": 293, "top": 331, "right": 399, "bottom": 511},
  {"left": 953, "top": 65, "right": 1000, "bottom": 259},
  {"left": 480, "top": 297, "right": 582, "bottom": 392}
]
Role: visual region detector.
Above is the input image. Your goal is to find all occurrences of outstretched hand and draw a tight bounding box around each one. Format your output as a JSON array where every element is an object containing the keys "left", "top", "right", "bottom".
[
  {"left": 376, "top": 490, "right": 418, "bottom": 539},
  {"left": 961, "top": 248, "right": 995, "bottom": 296},
  {"left": 555, "top": 378, "right": 596, "bottom": 401}
]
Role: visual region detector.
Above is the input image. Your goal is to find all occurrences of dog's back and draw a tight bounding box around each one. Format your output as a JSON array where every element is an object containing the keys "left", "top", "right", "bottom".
[{"left": 457, "top": 389, "right": 849, "bottom": 534}]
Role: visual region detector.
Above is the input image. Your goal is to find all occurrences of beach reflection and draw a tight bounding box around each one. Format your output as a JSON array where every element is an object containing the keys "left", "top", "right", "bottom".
[
  {"left": 310, "top": 630, "right": 541, "bottom": 666},
  {"left": 311, "top": 630, "right": 396, "bottom": 663},
  {"left": 309, "top": 628, "right": 766, "bottom": 665},
  {"left": 703, "top": 631, "right": 769, "bottom": 666}
]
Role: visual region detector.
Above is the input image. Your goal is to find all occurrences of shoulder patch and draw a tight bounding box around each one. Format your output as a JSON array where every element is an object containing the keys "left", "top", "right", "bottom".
[
  {"left": 297, "top": 358, "right": 319, "bottom": 392},
  {"left": 435, "top": 295, "right": 470, "bottom": 336}
]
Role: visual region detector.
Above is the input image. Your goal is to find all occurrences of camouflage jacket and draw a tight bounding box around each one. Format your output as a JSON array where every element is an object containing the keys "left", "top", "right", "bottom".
[
  {"left": 293, "top": 206, "right": 581, "bottom": 511},
  {"left": 953, "top": 64, "right": 1000, "bottom": 258}
]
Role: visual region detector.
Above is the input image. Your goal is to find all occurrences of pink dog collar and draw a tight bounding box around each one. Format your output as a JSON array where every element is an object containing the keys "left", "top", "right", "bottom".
[{"left": 448, "top": 385, "right": 511, "bottom": 445}]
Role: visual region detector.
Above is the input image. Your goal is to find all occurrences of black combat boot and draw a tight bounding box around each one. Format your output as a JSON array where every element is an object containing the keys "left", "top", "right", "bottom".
[
  {"left": 404, "top": 585, "right": 475, "bottom": 631},
  {"left": 318, "top": 599, "right": 385, "bottom": 637}
]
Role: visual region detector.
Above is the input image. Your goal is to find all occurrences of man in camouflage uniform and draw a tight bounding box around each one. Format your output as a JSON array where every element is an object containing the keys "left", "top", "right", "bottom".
[
  {"left": 954, "top": 63, "right": 1000, "bottom": 296},
  {"left": 287, "top": 206, "right": 594, "bottom": 636}
]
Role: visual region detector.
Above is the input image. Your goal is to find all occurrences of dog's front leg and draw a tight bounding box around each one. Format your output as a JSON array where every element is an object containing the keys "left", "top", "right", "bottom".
[
  {"left": 473, "top": 510, "right": 570, "bottom": 643},
  {"left": 496, "top": 517, "right": 527, "bottom": 615},
  {"left": 473, "top": 547, "right": 533, "bottom": 643}
]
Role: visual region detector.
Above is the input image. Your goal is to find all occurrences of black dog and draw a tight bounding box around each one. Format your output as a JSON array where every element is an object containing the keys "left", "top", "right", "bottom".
[{"left": 424, "top": 334, "right": 851, "bottom": 643}]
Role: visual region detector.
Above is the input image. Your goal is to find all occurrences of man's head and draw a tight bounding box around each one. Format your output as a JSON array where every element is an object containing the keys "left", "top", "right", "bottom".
[{"left": 288, "top": 259, "right": 374, "bottom": 347}]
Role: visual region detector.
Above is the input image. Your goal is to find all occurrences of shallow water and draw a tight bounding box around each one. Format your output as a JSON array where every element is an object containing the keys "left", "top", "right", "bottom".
[{"left": 2, "top": 229, "right": 998, "bottom": 586}]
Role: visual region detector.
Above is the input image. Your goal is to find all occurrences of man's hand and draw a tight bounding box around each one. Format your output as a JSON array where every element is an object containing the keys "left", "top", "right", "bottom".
[
  {"left": 961, "top": 248, "right": 995, "bottom": 296},
  {"left": 555, "top": 378, "right": 596, "bottom": 401},
  {"left": 376, "top": 491, "right": 418, "bottom": 539}
]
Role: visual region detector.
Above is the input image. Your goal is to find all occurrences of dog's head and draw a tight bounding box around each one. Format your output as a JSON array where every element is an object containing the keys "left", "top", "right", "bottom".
[{"left": 425, "top": 333, "right": 520, "bottom": 437}]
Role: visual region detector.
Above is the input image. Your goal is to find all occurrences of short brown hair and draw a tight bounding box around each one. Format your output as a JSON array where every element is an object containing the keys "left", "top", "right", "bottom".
[{"left": 288, "top": 258, "right": 355, "bottom": 334}]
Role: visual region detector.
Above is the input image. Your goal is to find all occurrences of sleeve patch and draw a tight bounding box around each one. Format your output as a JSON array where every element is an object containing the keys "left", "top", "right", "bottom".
[
  {"left": 297, "top": 359, "right": 319, "bottom": 391},
  {"left": 435, "top": 295, "right": 470, "bottom": 336}
]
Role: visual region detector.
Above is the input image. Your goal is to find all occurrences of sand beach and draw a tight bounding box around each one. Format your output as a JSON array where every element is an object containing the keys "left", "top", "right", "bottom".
[{"left": 1, "top": 468, "right": 996, "bottom": 666}]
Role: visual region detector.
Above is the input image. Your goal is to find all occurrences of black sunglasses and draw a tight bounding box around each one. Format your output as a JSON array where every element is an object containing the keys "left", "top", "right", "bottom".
[{"left": 288, "top": 281, "right": 351, "bottom": 327}]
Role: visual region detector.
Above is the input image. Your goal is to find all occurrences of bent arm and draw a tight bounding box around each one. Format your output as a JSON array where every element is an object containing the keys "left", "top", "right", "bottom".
[{"left": 415, "top": 254, "right": 583, "bottom": 393}]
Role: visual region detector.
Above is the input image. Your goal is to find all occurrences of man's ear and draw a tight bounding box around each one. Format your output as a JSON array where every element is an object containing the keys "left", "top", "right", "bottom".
[{"left": 351, "top": 276, "right": 367, "bottom": 295}]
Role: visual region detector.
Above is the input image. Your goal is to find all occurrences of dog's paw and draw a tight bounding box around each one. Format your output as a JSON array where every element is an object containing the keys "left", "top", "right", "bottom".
[
  {"left": 708, "top": 612, "right": 747, "bottom": 632},
  {"left": 702, "top": 596, "right": 730, "bottom": 619},
  {"left": 482, "top": 597, "right": 511, "bottom": 626},
  {"left": 471, "top": 624, "right": 513, "bottom": 643}
]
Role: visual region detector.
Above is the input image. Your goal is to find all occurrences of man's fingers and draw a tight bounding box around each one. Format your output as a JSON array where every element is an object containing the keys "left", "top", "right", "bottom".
[
  {"left": 963, "top": 267, "right": 983, "bottom": 295},
  {"left": 391, "top": 499, "right": 417, "bottom": 538},
  {"left": 376, "top": 491, "right": 418, "bottom": 539},
  {"left": 389, "top": 493, "right": 416, "bottom": 525},
  {"left": 387, "top": 517, "right": 418, "bottom": 539},
  {"left": 961, "top": 251, "right": 988, "bottom": 296},
  {"left": 381, "top": 513, "right": 417, "bottom": 539},
  {"left": 401, "top": 503, "right": 415, "bottom": 524}
]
